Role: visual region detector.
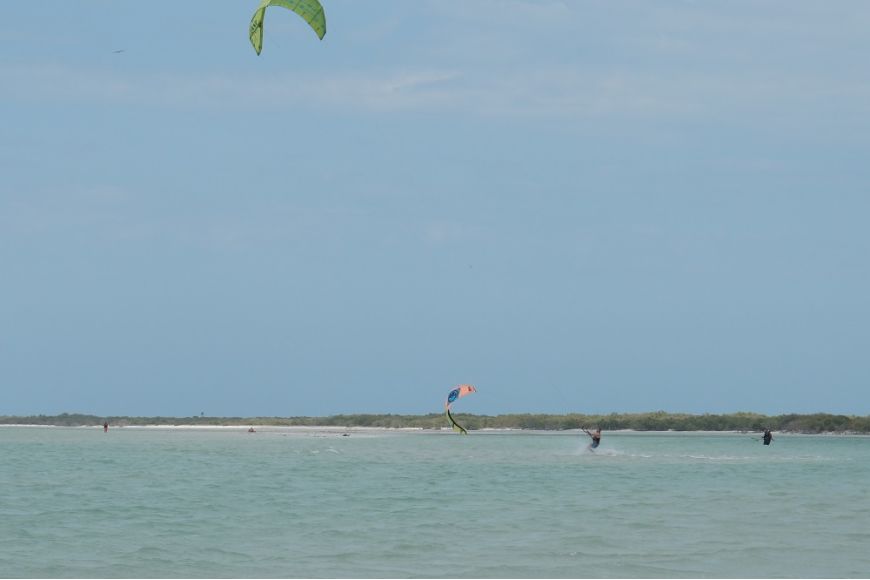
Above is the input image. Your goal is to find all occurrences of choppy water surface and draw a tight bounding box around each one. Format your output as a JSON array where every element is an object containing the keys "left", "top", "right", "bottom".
[{"left": 1, "top": 427, "right": 868, "bottom": 578}]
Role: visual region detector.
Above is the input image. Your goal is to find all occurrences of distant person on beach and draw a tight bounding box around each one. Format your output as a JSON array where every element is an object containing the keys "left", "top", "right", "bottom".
[
  {"left": 103, "top": 421, "right": 108, "bottom": 433},
  {"left": 248, "top": 427, "right": 256, "bottom": 433},
  {"left": 583, "top": 428, "right": 601, "bottom": 450},
  {"left": 762, "top": 429, "right": 773, "bottom": 446}
]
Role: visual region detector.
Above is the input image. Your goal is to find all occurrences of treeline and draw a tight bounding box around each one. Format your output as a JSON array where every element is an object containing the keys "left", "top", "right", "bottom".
[
  {"left": 466, "top": 412, "right": 870, "bottom": 433},
  {"left": 2, "top": 411, "right": 870, "bottom": 433}
]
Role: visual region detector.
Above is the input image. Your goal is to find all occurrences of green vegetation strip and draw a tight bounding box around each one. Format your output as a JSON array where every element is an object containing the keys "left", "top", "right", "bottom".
[{"left": 2, "top": 412, "right": 870, "bottom": 433}]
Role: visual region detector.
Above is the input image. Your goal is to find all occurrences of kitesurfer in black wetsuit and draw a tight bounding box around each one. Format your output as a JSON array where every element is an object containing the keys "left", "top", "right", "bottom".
[
  {"left": 583, "top": 428, "right": 601, "bottom": 450},
  {"left": 762, "top": 429, "right": 773, "bottom": 446}
]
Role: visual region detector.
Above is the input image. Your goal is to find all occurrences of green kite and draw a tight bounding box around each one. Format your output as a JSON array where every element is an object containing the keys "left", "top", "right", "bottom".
[{"left": 250, "top": 0, "right": 326, "bottom": 55}]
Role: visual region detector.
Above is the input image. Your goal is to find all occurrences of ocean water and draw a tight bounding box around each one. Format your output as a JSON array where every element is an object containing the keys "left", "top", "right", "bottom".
[{"left": 1, "top": 427, "right": 868, "bottom": 578}]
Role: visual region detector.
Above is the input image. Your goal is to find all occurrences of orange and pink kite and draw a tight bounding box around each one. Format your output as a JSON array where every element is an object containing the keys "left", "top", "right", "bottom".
[{"left": 445, "top": 384, "right": 476, "bottom": 434}]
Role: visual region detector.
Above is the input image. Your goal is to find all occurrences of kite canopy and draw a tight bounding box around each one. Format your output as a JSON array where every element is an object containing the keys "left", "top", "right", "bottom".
[
  {"left": 250, "top": 0, "right": 326, "bottom": 55},
  {"left": 445, "top": 384, "right": 476, "bottom": 434}
]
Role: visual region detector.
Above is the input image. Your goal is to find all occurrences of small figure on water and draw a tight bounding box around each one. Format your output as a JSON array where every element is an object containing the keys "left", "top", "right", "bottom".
[
  {"left": 248, "top": 427, "right": 256, "bottom": 433},
  {"left": 103, "top": 421, "right": 109, "bottom": 433},
  {"left": 762, "top": 428, "right": 773, "bottom": 446},
  {"left": 583, "top": 427, "right": 601, "bottom": 450}
]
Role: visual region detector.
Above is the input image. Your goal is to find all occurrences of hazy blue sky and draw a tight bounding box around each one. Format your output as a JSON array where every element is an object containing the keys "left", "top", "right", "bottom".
[{"left": 2, "top": 1, "right": 869, "bottom": 417}]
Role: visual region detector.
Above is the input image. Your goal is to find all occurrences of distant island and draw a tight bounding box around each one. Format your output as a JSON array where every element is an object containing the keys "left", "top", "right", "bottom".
[{"left": 2, "top": 412, "right": 869, "bottom": 433}]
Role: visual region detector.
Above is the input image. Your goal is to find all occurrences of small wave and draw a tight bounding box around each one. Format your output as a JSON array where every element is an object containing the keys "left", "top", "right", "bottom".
[
  {"left": 684, "top": 454, "right": 752, "bottom": 461},
  {"left": 589, "top": 448, "right": 624, "bottom": 457},
  {"left": 572, "top": 447, "right": 654, "bottom": 459}
]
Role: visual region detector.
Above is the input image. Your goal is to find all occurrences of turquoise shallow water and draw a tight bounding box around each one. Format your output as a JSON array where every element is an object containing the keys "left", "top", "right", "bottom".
[{"left": 1, "top": 426, "right": 868, "bottom": 578}]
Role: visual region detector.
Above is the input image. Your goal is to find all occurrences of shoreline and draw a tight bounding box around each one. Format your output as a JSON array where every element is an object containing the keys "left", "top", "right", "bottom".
[
  {"left": 4, "top": 411, "right": 869, "bottom": 434},
  {"left": 2, "top": 424, "right": 867, "bottom": 436}
]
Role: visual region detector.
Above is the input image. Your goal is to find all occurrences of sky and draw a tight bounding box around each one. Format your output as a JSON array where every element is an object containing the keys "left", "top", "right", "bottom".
[{"left": 2, "top": 1, "right": 870, "bottom": 418}]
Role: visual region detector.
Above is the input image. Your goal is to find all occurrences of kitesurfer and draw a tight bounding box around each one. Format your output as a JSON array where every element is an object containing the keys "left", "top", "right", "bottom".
[
  {"left": 762, "top": 428, "right": 773, "bottom": 446},
  {"left": 583, "top": 428, "right": 601, "bottom": 450},
  {"left": 103, "top": 421, "right": 109, "bottom": 433}
]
